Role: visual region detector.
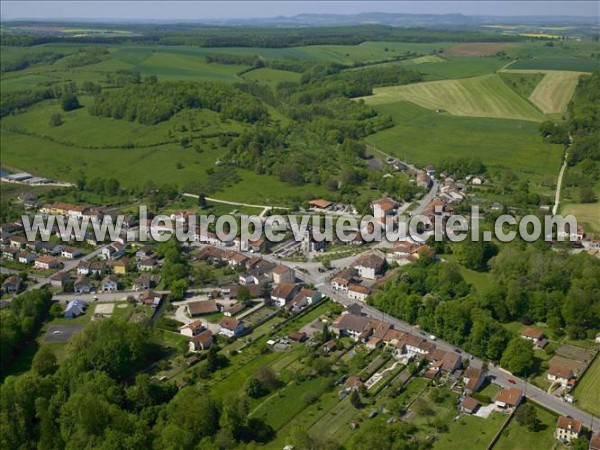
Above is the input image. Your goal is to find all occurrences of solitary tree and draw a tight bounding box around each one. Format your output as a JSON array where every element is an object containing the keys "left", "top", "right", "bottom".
[
  {"left": 60, "top": 93, "right": 80, "bottom": 111},
  {"left": 350, "top": 390, "right": 361, "bottom": 408},
  {"left": 49, "top": 113, "right": 63, "bottom": 127},
  {"left": 31, "top": 346, "right": 58, "bottom": 376},
  {"left": 198, "top": 194, "right": 207, "bottom": 209}
]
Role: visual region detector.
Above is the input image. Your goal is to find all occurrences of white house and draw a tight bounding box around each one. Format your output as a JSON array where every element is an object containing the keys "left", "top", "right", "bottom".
[
  {"left": 555, "top": 416, "right": 582, "bottom": 443},
  {"left": 101, "top": 275, "right": 119, "bottom": 292},
  {"left": 34, "top": 255, "right": 60, "bottom": 270},
  {"left": 493, "top": 387, "right": 523, "bottom": 410},
  {"left": 18, "top": 252, "right": 36, "bottom": 264},
  {"left": 547, "top": 364, "right": 574, "bottom": 387},
  {"left": 270, "top": 282, "right": 298, "bottom": 307},
  {"left": 101, "top": 242, "right": 125, "bottom": 260},
  {"left": 352, "top": 253, "right": 385, "bottom": 280},
  {"left": 189, "top": 330, "right": 213, "bottom": 352},
  {"left": 347, "top": 284, "right": 371, "bottom": 302},
  {"left": 219, "top": 317, "right": 245, "bottom": 338},
  {"left": 61, "top": 246, "right": 83, "bottom": 259},
  {"left": 179, "top": 320, "right": 206, "bottom": 337}
]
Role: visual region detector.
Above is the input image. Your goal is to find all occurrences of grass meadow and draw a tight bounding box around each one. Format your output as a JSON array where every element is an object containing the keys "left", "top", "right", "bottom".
[
  {"left": 571, "top": 356, "right": 600, "bottom": 416},
  {"left": 561, "top": 203, "right": 600, "bottom": 232},
  {"left": 366, "top": 101, "right": 563, "bottom": 183},
  {"left": 493, "top": 403, "right": 558, "bottom": 450}
]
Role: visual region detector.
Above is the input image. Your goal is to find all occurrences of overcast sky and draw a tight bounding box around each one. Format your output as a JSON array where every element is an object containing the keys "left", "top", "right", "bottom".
[{"left": 1, "top": 1, "right": 598, "bottom": 21}]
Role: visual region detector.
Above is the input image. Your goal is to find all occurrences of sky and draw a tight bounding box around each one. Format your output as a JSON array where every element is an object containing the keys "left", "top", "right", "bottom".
[{"left": 1, "top": 1, "right": 598, "bottom": 21}]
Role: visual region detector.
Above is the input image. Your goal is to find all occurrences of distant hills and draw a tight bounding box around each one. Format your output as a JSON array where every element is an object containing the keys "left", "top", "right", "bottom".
[{"left": 3, "top": 12, "right": 597, "bottom": 28}]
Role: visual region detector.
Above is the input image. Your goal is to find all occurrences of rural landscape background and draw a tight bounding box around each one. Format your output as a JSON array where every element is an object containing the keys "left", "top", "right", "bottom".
[{"left": 0, "top": 2, "right": 599, "bottom": 450}]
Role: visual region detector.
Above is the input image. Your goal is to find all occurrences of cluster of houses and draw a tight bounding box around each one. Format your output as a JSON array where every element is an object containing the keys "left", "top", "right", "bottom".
[
  {"left": 330, "top": 312, "right": 465, "bottom": 377},
  {"left": 192, "top": 246, "right": 322, "bottom": 312}
]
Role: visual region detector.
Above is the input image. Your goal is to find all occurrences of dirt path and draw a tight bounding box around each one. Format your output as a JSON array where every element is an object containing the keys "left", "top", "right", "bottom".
[{"left": 553, "top": 152, "right": 568, "bottom": 215}]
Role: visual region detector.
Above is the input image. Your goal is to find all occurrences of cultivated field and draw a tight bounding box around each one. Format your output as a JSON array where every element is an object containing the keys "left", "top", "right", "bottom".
[
  {"left": 571, "top": 356, "right": 600, "bottom": 416},
  {"left": 526, "top": 71, "right": 585, "bottom": 114},
  {"left": 361, "top": 74, "right": 546, "bottom": 121},
  {"left": 405, "top": 55, "right": 446, "bottom": 64},
  {"left": 444, "top": 42, "right": 515, "bottom": 56}
]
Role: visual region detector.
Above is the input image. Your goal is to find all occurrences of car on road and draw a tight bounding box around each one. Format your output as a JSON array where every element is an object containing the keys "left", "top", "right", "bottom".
[
  {"left": 52, "top": 330, "right": 61, "bottom": 335},
  {"left": 454, "top": 348, "right": 462, "bottom": 353},
  {"left": 508, "top": 379, "right": 516, "bottom": 384}
]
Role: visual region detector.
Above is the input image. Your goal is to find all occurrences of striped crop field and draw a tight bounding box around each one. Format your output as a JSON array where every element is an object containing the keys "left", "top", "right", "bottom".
[
  {"left": 527, "top": 71, "right": 586, "bottom": 114},
  {"left": 360, "top": 74, "right": 546, "bottom": 121},
  {"left": 404, "top": 54, "right": 446, "bottom": 64}
]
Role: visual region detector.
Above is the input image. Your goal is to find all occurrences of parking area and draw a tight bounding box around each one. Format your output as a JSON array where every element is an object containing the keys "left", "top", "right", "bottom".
[{"left": 44, "top": 324, "right": 85, "bottom": 343}]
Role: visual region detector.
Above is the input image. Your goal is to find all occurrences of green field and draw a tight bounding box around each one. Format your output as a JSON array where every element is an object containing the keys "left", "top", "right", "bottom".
[
  {"left": 1, "top": 96, "right": 246, "bottom": 148},
  {"left": 510, "top": 58, "right": 599, "bottom": 72},
  {"left": 494, "top": 403, "right": 558, "bottom": 450},
  {"left": 498, "top": 72, "right": 545, "bottom": 101},
  {"left": 242, "top": 68, "right": 301, "bottom": 87},
  {"left": 571, "top": 356, "right": 600, "bottom": 416},
  {"left": 433, "top": 412, "right": 506, "bottom": 450},
  {"left": 401, "top": 56, "right": 508, "bottom": 80},
  {"left": 366, "top": 101, "right": 563, "bottom": 182},
  {"left": 561, "top": 203, "right": 600, "bottom": 232},
  {"left": 361, "top": 74, "right": 546, "bottom": 121}
]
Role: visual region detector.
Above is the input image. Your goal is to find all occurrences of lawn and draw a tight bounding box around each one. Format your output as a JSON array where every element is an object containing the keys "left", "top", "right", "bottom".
[
  {"left": 433, "top": 411, "right": 506, "bottom": 450},
  {"left": 366, "top": 101, "right": 563, "bottom": 184},
  {"left": 494, "top": 403, "right": 558, "bottom": 450},
  {"left": 360, "top": 74, "right": 546, "bottom": 122},
  {"left": 571, "top": 355, "right": 600, "bottom": 416}
]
